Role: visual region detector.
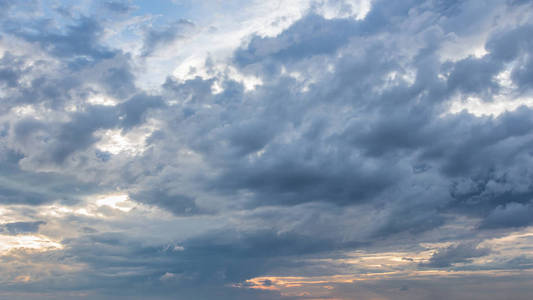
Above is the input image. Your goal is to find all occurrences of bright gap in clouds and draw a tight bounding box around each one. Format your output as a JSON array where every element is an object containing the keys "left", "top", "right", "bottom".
[
  {"left": 444, "top": 66, "right": 533, "bottom": 117},
  {"left": 447, "top": 96, "right": 533, "bottom": 117},
  {"left": 95, "top": 193, "right": 135, "bottom": 212},
  {"left": 40, "top": 193, "right": 136, "bottom": 218},
  {"left": 0, "top": 234, "right": 63, "bottom": 253},
  {"left": 132, "top": 0, "right": 373, "bottom": 89},
  {"left": 87, "top": 94, "right": 118, "bottom": 106}
]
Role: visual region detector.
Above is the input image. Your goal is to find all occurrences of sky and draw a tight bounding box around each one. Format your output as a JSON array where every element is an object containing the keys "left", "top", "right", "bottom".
[{"left": 1, "top": 0, "right": 533, "bottom": 299}]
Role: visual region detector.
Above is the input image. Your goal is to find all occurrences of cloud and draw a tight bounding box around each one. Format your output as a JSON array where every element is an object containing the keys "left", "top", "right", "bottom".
[
  {"left": 141, "top": 19, "right": 195, "bottom": 57},
  {"left": 8, "top": 17, "right": 116, "bottom": 60},
  {"left": 480, "top": 202, "right": 533, "bottom": 229},
  {"left": 119, "top": 93, "right": 165, "bottom": 130},
  {"left": 234, "top": 13, "right": 359, "bottom": 67},
  {"left": 103, "top": 1, "right": 136, "bottom": 14},
  {"left": 1, "top": 221, "right": 45, "bottom": 235},
  {"left": 420, "top": 243, "right": 491, "bottom": 268},
  {"left": 130, "top": 188, "right": 201, "bottom": 216},
  {"left": 0, "top": 52, "right": 25, "bottom": 88},
  {"left": 1, "top": 0, "right": 533, "bottom": 299}
]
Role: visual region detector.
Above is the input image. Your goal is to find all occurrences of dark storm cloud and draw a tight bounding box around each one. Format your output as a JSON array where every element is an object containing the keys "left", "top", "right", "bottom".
[
  {"left": 479, "top": 202, "right": 533, "bottom": 229},
  {"left": 121, "top": 1, "right": 533, "bottom": 239},
  {"left": 375, "top": 205, "right": 447, "bottom": 237},
  {"left": 48, "top": 229, "right": 344, "bottom": 299},
  {"left": 419, "top": 108, "right": 533, "bottom": 179},
  {"left": 145, "top": 0, "right": 533, "bottom": 245},
  {"left": 191, "top": 6, "right": 533, "bottom": 217},
  {"left": 209, "top": 152, "right": 398, "bottom": 206}
]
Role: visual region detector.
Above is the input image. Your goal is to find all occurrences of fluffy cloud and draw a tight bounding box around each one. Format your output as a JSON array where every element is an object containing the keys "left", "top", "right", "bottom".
[{"left": 1, "top": 0, "right": 533, "bottom": 299}]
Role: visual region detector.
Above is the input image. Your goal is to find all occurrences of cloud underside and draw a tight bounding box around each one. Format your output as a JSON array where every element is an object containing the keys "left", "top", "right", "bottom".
[{"left": 1, "top": 0, "right": 533, "bottom": 299}]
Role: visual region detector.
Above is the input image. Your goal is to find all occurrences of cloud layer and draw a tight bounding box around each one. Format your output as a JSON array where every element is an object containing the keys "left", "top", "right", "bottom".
[{"left": 1, "top": 0, "right": 533, "bottom": 299}]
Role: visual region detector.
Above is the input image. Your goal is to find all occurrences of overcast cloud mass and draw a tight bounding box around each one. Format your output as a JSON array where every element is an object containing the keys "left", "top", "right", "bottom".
[{"left": 1, "top": 0, "right": 533, "bottom": 299}]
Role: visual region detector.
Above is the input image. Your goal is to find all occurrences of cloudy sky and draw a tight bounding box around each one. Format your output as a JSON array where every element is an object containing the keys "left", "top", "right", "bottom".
[{"left": 1, "top": 0, "right": 533, "bottom": 299}]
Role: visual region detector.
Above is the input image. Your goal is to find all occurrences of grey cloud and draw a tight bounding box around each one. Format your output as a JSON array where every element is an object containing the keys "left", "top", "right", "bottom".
[
  {"left": 119, "top": 93, "right": 165, "bottom": 130},
  {"left": 130, "top": 189, "right": 201, "bottom": 216},
  {"left": 446, "top": 56, "right": 501, "bottom": 96},
  {"left": 1, "top": 221, "right": 45, "bottom": 234},
  {"left": 209, "top": 153, "right": 398, "bottom": 206},
  {"left": 0, "top": 53, "right": 135, "bottom": 111},
  {"left": 0, "top": 67, "right": 20, "bottom": 87},
  {"left": 134, "top": 2, "right": 533, "bottom": 234},
  {"left": 423, "top": 108, "right": 533, "bottom": 178},
  {"left": 141, "top": 20, "right": 195, "bottom": 57},
  {"left": 147, "top": 1, "right": 533, "bottom": 239},
  {"left": 195, "top": 10, "right": 533, "bottom": 217},
  {"left": 48, "top": 105, "right": 118, "bottom": 164},
  {"left": 8, "top": 91, "right": 162, "bottom": 167},
  {"left": 1, "top": 0, "right": 533, "bottom": 299},
  {"left": 103, "top": 1, "right": 136, "bottom": 14},
  {"left": 485, "top": 24, "right": 533, "bottom": 63},
  {"left": 511, "top": 55, "right": 533, "bottom": 92},
  {"left": 420, "top": 242, "right": 491, "bottom": 268},
  {"left": 375, "top": 206, "right": 447, "bottom": 237},
  {"left": 101, "top": 61, "right": 137, "bottom": 98},
  {"left": 44, "top": 231, "right": 305, "bottom": 299},
  {"left": 181, "top": 229, "right": 355, "bottom": 261},
  {"left": 0, "top": 185, "right": 50, "bottom": 205},
  {"left": 479, "top": 202, "right": 533, "bottom": 229},
  {"left": 0, "top": 52, "right": 26, "bottom": 88},
  {"left": 9, "top": 17, "right": 116, "bottom": 60},
  {"left": 0, "top": 148, "right": 101, "bottom": 205},
  {"left": 234, "top": 14, "right": 359, "bottom": 67}
]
